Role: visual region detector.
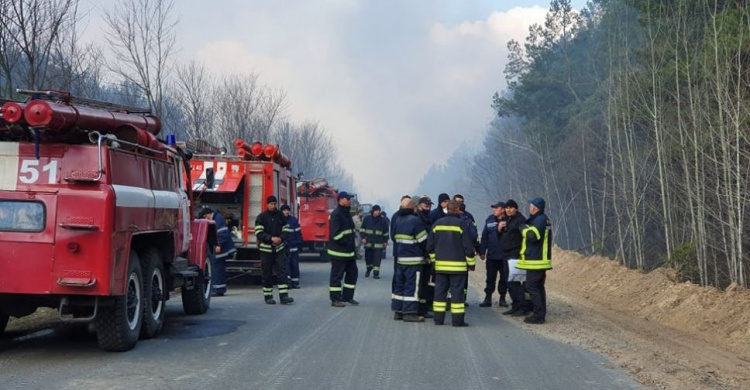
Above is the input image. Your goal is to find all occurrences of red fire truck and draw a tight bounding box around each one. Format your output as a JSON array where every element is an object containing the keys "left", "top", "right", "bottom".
[
  {"left": 188, "top": 139, "right": 297, "bottom": 276},
  {"left": 297, "top": 178, "right": 337, "bottom": 260},
  {"left": 0, "top": 91, "right": 215, "bottom": 352}
]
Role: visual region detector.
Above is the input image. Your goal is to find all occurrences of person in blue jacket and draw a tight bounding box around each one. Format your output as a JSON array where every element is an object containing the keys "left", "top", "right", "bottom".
[
  {"left": 199, "top": 207, "right": 236, "bottom": 296},
  {"left": 478, "top": 201, "right": 509, "bottom": 307},
  {"left": 281, "top": 204, "right": 302, "bottom": 289}
]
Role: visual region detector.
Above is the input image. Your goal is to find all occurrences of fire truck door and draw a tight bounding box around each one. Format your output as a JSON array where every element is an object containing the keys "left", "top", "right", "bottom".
[{"left": 177, "top": 162, "right": 191, "bottom": 253}]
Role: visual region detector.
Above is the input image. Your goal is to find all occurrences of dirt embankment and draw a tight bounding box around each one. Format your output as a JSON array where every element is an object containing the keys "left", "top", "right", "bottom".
[{"left": 469, "top": 250, "right": 750, "bottom": 390}]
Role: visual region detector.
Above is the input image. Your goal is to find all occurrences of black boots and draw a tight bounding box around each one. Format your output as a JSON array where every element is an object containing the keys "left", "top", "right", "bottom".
[
  {"left": 331, "top": 301, "right": 346, "bottom": 308},
  {"left": 479, "top": 295, "right": 492, "bottom": 307},
  {"left": 280, "top": 295, "right": 294, "bottom": 304},
  {"left": 373, "top": 272, "right": 380, "bottom": 279},
  {"left": 365, "top": 268, "right": 371, "bottom": 278},
  {"left": 403, "top": 314, "right": 425, "bottom": 323},
  {"left": 394, "top": 312, "right": 404, "bottom": 320}
]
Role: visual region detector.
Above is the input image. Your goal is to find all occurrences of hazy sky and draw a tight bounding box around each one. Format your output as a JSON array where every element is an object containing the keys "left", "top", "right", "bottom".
[{"left": 83, "top": 0, "right": 587, "bottom": 204}]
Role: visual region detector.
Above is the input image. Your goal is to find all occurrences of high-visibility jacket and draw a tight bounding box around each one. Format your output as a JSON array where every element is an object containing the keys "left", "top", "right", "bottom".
[
  {"left": 214, "top": 211, "right": 237, "bottom": 259},
  {"left": 426, "top": 213, "right": 476, "bottom": 273},
  {"left": 392, "top": 209, "right": 428, "bottom": 265},
  {"left": 328, "top": 205, "right": 356, "bottom": 259},
  {"left": 285, "top": 215, "right": 302, "bottom": 251},
  {"left": 516, "top": 212, "right": 552, "bottom": 270},
  {"left": 255, "top": 210, "right": 290, "bottom": 253},
  {"left": 361, "top": 214, "right": 389, "bottom": 249}
]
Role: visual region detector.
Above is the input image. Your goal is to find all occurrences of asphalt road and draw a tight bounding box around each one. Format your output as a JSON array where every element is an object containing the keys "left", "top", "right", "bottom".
[{"left": 0, "top": 258, "right": 644, "bottom": 390}]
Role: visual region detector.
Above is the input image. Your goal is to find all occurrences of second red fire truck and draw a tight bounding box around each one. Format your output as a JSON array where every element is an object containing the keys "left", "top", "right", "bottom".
[{"left": 188, "top": 139, "right": 297, "bottom": 276}]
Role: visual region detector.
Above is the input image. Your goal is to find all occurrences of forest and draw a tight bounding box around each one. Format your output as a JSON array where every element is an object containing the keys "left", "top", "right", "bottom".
[{"left": 466, "top": 0, "right": 749, "bottom": 288}]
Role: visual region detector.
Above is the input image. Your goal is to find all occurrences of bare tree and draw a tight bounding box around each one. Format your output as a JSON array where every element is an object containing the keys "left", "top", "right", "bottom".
[
  {"left": 0, "top": 0, "right": 79, "bottom": 93},
  {"left": 173, "top": 60, "right": 213, "bottom": 140},
  {"left": 103, "top": 0, "right": 176, "bottom": 116}
]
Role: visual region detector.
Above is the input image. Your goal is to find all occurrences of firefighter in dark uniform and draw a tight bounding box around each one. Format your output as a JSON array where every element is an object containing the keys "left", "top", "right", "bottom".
[
  {"left": 361, "top": 205, "right": 388, "bottom": 279},
  {"left": 499, "top": 199, "right": 532, "bottom": 316},
  {"left": 427, "top": 200, "right": 476, "bottom": 326},
  {"left": 391, "top": 197, "right": 428, "bottom": 322},
  {"left": 516, "top": 197, "right": 552, "bottom": 324},
  {"left": 255, "top": 196, "right": 294, "bottom": 305},
  {"left": 428, "top": 193, "right": 449, "bottom": 225},
  {"left": 416, "top": 196, "right": 435, "bottom": 318},
  {"left": 479, "top": 201, "right": 508, "bottom": 307},
  {"left": 281, "top": 204, "right": 302, "bottom": 289},
  {"left": 328, "top": 191, "right": 359, "bottom": 307},
  {"left": 459, "top": 202, "right": 479, "bottom": 306},
  {"left": 199, "top": 207, "right": 236, "bottom": 297}
]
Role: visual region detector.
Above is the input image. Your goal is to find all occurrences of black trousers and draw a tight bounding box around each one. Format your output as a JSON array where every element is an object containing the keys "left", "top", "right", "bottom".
[
  {"left": 525, "top": 270, "right": 547, "bottom": 319},
  {"left": 330, "top": 258, "right": 358, "bottom": 301},
  {"left": 433, "top": 273, "right": 468, "bottom": 325},
  {"left": 364, "top": 247, "right": 384, "bottom": 274},
  {"left": 508, "top": 282, "right": 533, "bottom": 312},
  {"left": 418, "top": 263, "right": 434, "bottom": 315},
  {"left": 261, "top": 251, "right": 289, "bottom": 299},
  {"left": 484, "top": 259, "right": 508, "bottom": 299}
]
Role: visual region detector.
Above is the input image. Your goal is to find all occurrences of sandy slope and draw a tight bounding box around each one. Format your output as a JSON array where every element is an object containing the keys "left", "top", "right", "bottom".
[{"left": 469, "top": 250, "right": 750, "bottom": 390}]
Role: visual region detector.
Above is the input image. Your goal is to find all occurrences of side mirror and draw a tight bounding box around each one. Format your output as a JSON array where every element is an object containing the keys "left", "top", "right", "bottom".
[{"left": 205, "top": 167, "right": 215, "bottom": 189}]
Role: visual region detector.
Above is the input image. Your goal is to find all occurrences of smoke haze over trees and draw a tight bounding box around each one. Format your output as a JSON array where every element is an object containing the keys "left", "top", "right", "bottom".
[
  {"left": 439, "top": 0, "right": 748, "bottom": 289},
  {"left": 0, "top": 0, "right": 355, "bottom": 192}
]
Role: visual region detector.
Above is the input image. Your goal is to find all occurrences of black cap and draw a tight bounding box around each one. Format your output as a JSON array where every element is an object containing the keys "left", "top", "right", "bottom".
[
  {"left": 504, "top": 199, "right": 518, "bottom": 208},
  {"left": 338, "top": 191, "right": 352, "bottom": 200},
  {"left": 280, "top": 204, "right": 291, "bottom": 211},
  {"left": 491, "top": 201, "right": 506, "bottom": 208},
  {"left": 371, "top": 205, "right": 381, "bottom": 212},
  {"left": 198, "top": 207, "right": 213, "bottom": 217},
  {"left": 419, "top": 196, "right": 433, "bottom": 205},
  {"left": 267, "top": 195, "right": 278, "bottom": 204},
  {"left": 438, "top": 193, "right": 450, "bottom": 203}
]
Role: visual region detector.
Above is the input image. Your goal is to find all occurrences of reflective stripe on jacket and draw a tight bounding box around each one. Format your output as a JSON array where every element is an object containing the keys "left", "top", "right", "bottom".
[
  {"left": 255, "top": 209, "right": 289, "bottom": 253},
  {"left": 361, "top": 214, "right": 389, "bottom": 248},
  {"left": 393, "top": 209, "right": 427, "bottom": 265},
  {"left": 328, "top": 205, "right": 356, "bottom": 258},
  {"left": 517, "top": 212, "right": 552, "bottom": 270},
  {"left": 426, "top": 214, "right": 476, "bottom": 274}
]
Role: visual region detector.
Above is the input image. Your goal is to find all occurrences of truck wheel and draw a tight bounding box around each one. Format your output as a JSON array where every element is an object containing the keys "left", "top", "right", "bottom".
[
  {"left": 140, "top": 249, "right": 166, "bottom": 339},
  {"left": 96, "top": 251, "right": 143, "bottom": 352},
  {"left": 181, "top": 248, "right": 212, "bottom": 315},
  {"left": 0, "top": 312, "right": 8, "bottom": 335}
]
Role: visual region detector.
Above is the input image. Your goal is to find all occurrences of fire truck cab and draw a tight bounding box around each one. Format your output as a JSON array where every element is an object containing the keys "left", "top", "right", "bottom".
[
  {"left": 0, "top": 91, "right": 215, "bottom": 352},
  {"left": 188, "top": 139, "right": 297, "bottom": 276}
]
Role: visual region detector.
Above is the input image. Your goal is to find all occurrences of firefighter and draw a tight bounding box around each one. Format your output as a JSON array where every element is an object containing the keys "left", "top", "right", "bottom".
[
  {"left": 280, "top": 204, "right": 302, "bottom": 289},
  {"left": 429, "top": 193, "right": 450, "bottom": 225},
  {"left": 361, "top": 205, "right": 388, "bottom": 279},
  {"left": 479, "top": 201, "right": 509, "bottom": 307},
  {"left": 458, "top": 202, "right": 479, "bottom": 306},
  {"left": 391, "top": 197, "right": 428, "bottom": 322},
  {"left": 516, "top": 198, "right": 552, "bottom": 324},
  {"left": 453, "top": 194, "right": 475, "bottom": 223},
  {"left": 255, "top": 196, "right": 294, "bottom": 305},
  {"left": 416, "top": 196, "right": 435, "bottom": 318},
  {"left": 427, "top": 200, "right": 476, "bottom": 327},
  {"left": 499, "top": 199, "right": 533, "bottom": 316},
  {"left": 329, "top": 191, "right": 359, "bottom": 307},
  {"left": 199, "top": 207, "right": 236, "bottom": 297}
]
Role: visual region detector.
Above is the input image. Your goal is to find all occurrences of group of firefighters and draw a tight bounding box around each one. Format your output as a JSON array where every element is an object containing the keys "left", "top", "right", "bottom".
[{"left": 200, "top": 189, "right": 552, "bottom": 326}]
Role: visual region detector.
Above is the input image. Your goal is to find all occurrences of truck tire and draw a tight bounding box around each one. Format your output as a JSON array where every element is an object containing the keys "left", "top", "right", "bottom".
[
  {"left": 181, "top": 248, "right": 212, "bottom": 315},
  {"left": 140, "top": 249, "right": 166, "bottom": 339},
  {"left": 96, "top": 251, "right": 143, "bottom": 352},
  {"left": 0, "top": 312, "right": 8, "bottom": 335}
]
